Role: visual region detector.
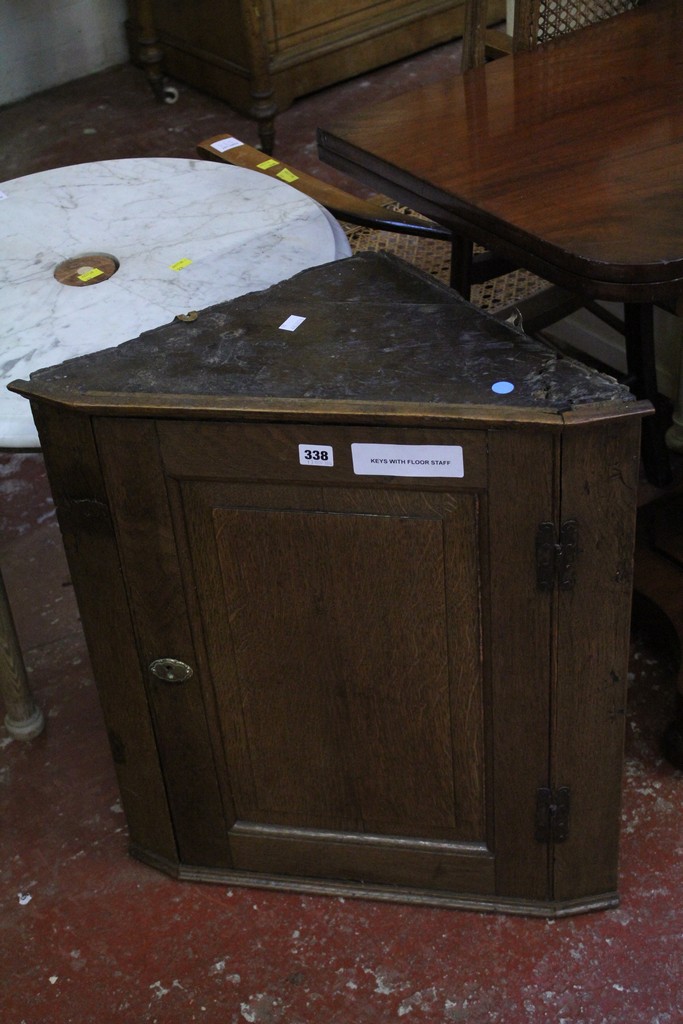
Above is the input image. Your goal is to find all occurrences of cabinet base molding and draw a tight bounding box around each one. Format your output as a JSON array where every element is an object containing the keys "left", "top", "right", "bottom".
[{"left": 130, "top": 844, "right": 619, "bottom": 918}]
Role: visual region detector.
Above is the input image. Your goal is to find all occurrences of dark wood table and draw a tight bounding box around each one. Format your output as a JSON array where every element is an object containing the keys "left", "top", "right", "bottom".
[{"left": 317, "top": 0, "right": 683, "bottom": 486}]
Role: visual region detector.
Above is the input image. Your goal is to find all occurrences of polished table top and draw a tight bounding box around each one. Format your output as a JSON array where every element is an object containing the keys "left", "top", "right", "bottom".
[
  {"left": 1, "top": 158, "right": 350, "bottom": 449},
  {"left": 318, "top": 0, "right": 683, "bottom": 306}
]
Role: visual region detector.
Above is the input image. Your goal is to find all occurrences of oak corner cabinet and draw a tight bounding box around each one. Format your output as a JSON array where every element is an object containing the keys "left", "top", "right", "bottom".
[
  {"left": 126, "top": 0, "right": 504, "bottom": 151},
  {"left": 12, "top": 253, "right": 650, "bottom": 917}
]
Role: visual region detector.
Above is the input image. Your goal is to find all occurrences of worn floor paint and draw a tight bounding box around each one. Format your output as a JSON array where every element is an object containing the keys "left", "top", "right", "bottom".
[{"left": 1, "top": 50, "right": 683, "bottom": 1022}]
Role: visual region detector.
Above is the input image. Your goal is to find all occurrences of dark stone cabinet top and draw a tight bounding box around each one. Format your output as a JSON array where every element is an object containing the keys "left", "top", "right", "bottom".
[{"left": 12, "top": 253, "right": 639, "bottom": 423}]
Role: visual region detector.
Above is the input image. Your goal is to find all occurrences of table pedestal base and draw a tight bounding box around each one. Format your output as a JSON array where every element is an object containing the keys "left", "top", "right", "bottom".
[{"left": 0, "top": 571, "right": 44, "bottom": 741}]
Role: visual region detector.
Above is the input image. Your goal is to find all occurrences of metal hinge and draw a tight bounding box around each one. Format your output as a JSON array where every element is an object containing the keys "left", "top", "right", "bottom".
[
  {"left": 536, "top": 519, "right": 579, "bottom": 591},
  {"left": 535, "top": 786, "right": 571, "bottom": 843}
]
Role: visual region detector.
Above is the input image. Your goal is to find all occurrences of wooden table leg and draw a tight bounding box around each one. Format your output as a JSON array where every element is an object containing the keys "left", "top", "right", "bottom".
[
  {"left": 131, "top": 0, "right": 179, "bottom": 105},
  {"left": 0, "top": 569, "right": 44, "bottom": 741},
  {"left": 624, "top": 304, "right": 673, "bottom": 488},
  {"left": 240, "top": 0, "right": 277, "bottom": 152},
  {"left": 665, "top": 342, "right": 683, "bottom": 455}
]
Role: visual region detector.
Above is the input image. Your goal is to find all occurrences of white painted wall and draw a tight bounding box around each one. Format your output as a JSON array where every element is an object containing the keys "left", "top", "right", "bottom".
[{"left": 0, "top": 0, "right": 128, "bottom": 107}]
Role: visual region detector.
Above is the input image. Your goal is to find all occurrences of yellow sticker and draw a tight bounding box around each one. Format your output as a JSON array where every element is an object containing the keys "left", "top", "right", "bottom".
[
  {"left": 77, "top": 267, "right": 104, "bottom": 282},
  {"left": 277, "top": 168, "right": 299, "bottom": 183},
  {"left": 257, "top": 159, "right": 279, "bottom": 170},
  {"left": 170, "top": 258, "right": 192, "bottom": 272}
]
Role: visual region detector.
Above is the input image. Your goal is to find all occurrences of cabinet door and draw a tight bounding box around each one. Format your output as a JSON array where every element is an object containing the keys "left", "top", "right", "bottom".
[
  {"left": 167, "top": 422, "right": 493, "bottom": 895},
  {"left": 94, "top": 418, "right": 557, "bottom": 906},
  {"left": 185, "top": 484, "right": 491, "bottom": 881}
]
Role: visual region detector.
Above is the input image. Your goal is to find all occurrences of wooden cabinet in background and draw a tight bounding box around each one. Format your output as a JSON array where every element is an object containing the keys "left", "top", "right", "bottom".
[
  {"left": 126, "top": 0, "right": 504, "bottom": 150},
  {"left": 12, "top": 254, "right": 649, "bottom": 916}
]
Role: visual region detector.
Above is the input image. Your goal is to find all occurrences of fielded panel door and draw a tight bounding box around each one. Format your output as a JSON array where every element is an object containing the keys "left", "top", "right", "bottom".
[{"left": 94, "top": 419, "right": 557, "bottom": 903}]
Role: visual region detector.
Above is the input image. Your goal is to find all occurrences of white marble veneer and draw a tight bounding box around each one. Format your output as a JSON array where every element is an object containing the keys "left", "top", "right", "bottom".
[{"left": 1, "top": 158, "right": 351, "bottom": 448}]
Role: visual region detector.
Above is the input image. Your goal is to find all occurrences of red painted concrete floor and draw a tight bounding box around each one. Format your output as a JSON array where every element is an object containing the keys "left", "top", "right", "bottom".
[{"left": 2, "top": 43, "right": 683, "bottom": 1024}]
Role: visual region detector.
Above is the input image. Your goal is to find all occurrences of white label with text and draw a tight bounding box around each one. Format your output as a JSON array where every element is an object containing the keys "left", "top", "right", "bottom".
[
  {"left": 351, "top": 443, "right": 464, "bottom": 477},
  {"left": 211, "top": 137, "right": 243, "bottom": 152},
  {"left": 299, "top": 444, "right": 334, "bottom": 467}
]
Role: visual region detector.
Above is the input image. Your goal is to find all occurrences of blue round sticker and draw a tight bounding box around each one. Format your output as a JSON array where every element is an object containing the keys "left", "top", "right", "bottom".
[{"left": 492, "top": 381, "right": 515, "bottom": 395}]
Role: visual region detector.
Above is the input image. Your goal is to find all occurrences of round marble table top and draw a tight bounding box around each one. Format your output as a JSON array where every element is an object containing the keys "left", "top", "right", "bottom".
[{"left": 1, "top": 157, "right": 351, "bottom": 448}]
